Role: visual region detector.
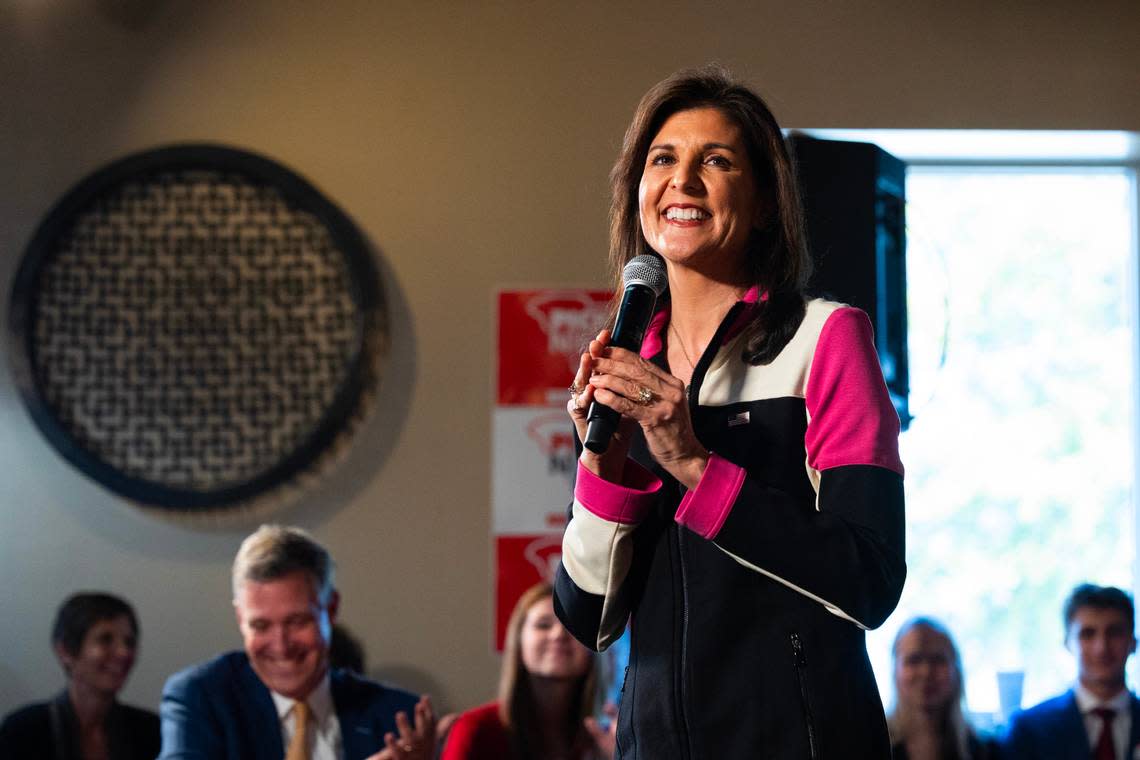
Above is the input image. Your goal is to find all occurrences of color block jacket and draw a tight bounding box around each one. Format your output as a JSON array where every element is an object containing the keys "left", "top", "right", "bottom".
[{"left": 554, "top": 294, "right": 906, "bottom": 760}]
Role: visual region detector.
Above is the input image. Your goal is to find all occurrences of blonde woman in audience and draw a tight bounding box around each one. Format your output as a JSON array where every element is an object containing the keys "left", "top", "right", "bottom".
[
  {"left": 888, "top": 616, "right": 997, "bottom": 760},
  {"left": 441, "top": 583, "right": 613, "bottom": 760}
]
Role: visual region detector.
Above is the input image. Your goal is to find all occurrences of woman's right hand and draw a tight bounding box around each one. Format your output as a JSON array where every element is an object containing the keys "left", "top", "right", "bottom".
[{"left": 568, "top": 330, "right": 636, "bottom": 482}]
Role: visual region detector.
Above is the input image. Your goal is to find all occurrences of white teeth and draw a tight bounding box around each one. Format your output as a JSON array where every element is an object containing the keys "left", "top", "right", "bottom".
[{"left": 665, "top": 207, "right": 708, "bottom": 221}]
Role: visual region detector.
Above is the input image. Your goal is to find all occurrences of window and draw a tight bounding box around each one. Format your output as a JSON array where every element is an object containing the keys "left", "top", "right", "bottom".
[{"left": 865, "top": 162, "right": 1137, "bottom": 720}]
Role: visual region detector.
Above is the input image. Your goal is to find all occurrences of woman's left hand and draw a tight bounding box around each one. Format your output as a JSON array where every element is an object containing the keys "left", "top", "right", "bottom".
[{"left": 586, "top": 343, "right": 708, "bottom": 489}]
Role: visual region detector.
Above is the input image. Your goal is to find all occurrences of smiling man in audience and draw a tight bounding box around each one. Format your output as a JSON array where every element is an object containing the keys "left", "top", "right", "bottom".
[
  {"left": 1003, "top": 583, "right": 1140, "bottom": 760},
  {"left": 158, "top": 524, "right": 435, "bottom": 760}
]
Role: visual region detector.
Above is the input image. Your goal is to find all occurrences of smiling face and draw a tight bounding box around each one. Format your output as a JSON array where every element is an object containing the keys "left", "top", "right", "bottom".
[
  {"left": 235, "top": 570, "right": 339, "bottom": 700},
  {"left": 519, "top": 596, "right": 592, "bottom": 680},
  {"left": 56, "top": 615, "right": 138, "bottom": 697},
  {"left": 638, "top": 107, "right": 764, "bottom": 278},
  {"left": 893, "top": 626, "right": 957, "bottom": 713},
  {"left": 1068, "top": 605, "right": 1136, "bottom": 698}
]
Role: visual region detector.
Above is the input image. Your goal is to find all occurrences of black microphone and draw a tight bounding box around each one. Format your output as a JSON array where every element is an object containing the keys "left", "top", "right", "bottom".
[{"left": 583, "top": 254, "right": 668, "bottom": 454}]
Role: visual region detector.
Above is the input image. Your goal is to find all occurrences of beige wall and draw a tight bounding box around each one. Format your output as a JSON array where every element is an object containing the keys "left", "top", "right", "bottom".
[{"left": 1, "top": 0, "right": 1138, "bottom": 718}]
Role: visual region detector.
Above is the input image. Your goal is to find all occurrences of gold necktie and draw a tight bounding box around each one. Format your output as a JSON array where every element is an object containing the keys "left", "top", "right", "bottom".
[{"left": 284, "top": 701, "right": 311, "bottom": 760}]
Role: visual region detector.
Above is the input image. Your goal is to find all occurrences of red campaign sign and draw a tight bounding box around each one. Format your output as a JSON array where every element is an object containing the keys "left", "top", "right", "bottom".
[
  {"left": 526, "top": 411, "right": 577, "bottom": 503},
  {"left": 497, "top": 290, "right": 612, "bottom": 406},
  {"left": 495, "top": 534, "right": 563, "bottom": 650}
]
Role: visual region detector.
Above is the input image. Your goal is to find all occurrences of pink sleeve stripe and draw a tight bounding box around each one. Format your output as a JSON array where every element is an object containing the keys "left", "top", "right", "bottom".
[
  {"left": 639, "top": 307, "right": 670, "bottom": 359},
  {"left": 805, "top": 307, "right": 903, "bottom": 475},
  {"left": 574, "top": 460, "right": 662, "bottom": 525},
  {"left": 674, "top": 453, "right": 746, "bottom": 539}
]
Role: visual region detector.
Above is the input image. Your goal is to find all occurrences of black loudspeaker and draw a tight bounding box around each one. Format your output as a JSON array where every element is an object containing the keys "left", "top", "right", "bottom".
[{"left": 789, "top": 134, "right": 910, "bottom": 429}]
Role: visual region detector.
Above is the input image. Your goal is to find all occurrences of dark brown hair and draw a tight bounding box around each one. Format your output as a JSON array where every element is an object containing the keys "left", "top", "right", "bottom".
[
  {"left": 497, "top": 583, "right": 598, "bottom": 758},
  {"left": 608, "top": 65, "right": 811, "bottom": 364},
  {"left": 1064, "top": 583, "right": 1134, "bottom": 634},
  {"left": 52, "top": 591, "right": 138, "bottom": 658}
]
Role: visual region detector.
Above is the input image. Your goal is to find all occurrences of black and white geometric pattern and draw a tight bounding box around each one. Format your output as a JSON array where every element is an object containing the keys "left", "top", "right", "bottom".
[{"left": 9, "top": 146, "right": 384, "bottom": 511}]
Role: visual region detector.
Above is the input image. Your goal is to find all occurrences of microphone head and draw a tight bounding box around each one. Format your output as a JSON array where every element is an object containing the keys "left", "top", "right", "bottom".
[{"left": 622, "top": 254, "right": 668, "bottom": 297}]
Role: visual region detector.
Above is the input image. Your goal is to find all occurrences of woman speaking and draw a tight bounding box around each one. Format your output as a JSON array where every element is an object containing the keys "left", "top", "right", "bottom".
[{"left": 555, "top": 67, "right": 905, "bottom": 759}]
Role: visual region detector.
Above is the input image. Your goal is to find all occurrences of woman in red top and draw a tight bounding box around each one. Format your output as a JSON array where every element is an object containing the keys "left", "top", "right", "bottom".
[{"left": 441, "top": 583, "right": 614, "bottom": 760}]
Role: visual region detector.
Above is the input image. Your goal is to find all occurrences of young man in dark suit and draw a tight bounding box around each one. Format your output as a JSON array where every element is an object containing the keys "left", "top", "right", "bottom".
[
  {"left": 1003, "top": 584, "right": 1140, "bottom": 760},
  {"left": 158, "top": 524, "right": 435, "bottom": 760}
]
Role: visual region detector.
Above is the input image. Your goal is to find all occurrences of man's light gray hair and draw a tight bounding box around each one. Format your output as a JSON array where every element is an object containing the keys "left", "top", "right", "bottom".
[{"left": 232, "top": 524, "right": 336, "bottom": 603}]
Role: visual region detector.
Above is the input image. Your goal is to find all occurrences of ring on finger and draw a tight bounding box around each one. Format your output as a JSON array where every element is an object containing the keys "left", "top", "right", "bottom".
[
  {"left": 635, "top": 386, "right": 654, "bottom": 406},
  {"left": 568, "top": 383, "right": 583, "bottom": 397}
]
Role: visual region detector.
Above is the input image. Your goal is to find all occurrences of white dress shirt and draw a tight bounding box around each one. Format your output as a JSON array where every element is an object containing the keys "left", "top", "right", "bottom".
[
  {"left": 271, "top": 675, "right": 343, "bottom": 760},
  {"left": 1075, "top": 683, "right": 1132, "bottom": 760}
]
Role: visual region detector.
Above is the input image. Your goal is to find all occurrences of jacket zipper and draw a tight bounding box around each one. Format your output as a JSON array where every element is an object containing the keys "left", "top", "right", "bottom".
[
  {"left": 671, "top": 302, "right": 742, "bottom": 760},
  {"left": 616, "top": 662, "right": 631, "bottom": 757},
  {"left": 676, "top": 525, "right": 693, "bottom": 760},
  {"left": 790, "top": 633, "right": 820, "bottom": 760}
]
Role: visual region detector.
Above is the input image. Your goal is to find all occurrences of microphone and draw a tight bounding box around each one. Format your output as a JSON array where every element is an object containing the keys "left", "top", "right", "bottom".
[{"left": 583, "top": 254, "right": 668, "bottom": 454}]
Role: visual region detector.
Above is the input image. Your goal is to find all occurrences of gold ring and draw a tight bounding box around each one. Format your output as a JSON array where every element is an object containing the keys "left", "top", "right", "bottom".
[{"left": 635, "top": 387, "right": 654, "bottom": 406}]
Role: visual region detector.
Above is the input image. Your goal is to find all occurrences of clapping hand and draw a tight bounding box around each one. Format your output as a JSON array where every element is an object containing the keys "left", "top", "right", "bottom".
[{"left": 366, "top": 695, "right": 436, "bottom": 760}]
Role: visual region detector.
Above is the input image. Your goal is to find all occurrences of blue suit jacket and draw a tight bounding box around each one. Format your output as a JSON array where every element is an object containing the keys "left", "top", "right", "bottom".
[
  {"left": 158, "top": 651, "right": 418, "bottom": 760},
  {"left": 1002, "top": 689, "right": 1140, "bottom": 760}
]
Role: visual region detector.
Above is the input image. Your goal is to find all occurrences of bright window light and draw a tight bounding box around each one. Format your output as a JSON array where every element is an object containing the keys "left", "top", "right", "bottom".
[{"left": 866, "top": 165, "right": 1137, "bottom": 725}]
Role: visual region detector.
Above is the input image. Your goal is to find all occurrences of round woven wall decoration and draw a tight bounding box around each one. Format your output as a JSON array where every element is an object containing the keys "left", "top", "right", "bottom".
[{"left": 8, "top": 144, "right": 386, "bottom": 512}]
